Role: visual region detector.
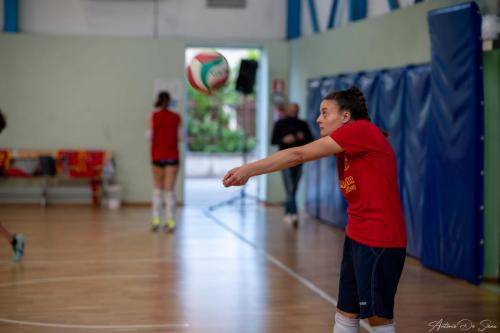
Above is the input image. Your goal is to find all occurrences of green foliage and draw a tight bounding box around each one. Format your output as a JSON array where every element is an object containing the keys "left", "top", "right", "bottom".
[{"left": 246, "top": 49, "right": 260, "bottom": 61}]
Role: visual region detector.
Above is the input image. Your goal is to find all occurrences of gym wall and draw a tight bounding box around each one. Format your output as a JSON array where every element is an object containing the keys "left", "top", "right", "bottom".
[{"left": 0, "top": 34, "right": 289, "bottom": 204}]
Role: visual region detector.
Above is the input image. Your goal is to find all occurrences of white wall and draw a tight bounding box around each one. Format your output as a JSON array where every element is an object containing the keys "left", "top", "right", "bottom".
[
  {"left": 0, "top": 33, "right": 289, "bottom": 204},
  {"left": 5, "top": 0, "right": 494, "bottom": 205},
  {"left": 3, "top": 0, "right": 440, "bottom": 40},
  {"left": 18, "top": 0, "right": 286, "bottom": 40},
  {"left": 0, "top": 34, "right": 185, "bottom": 203}
]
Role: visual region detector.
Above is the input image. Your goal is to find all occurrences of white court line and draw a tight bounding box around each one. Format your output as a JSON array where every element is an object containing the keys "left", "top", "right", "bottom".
[
  {"left": 0, "top": 258, "right": 177, "bottom": 265},
  {"left": 0, "top": 257, "right": 254, "bottom": 266},
  {"left": 0, "top": 318, "right": 189, "bottom": 330},
  {"left": 0, "top": 274, "right": 158, "bottom": 287},
  {"left": 480, "top": 283, "right": 500, "bottom": 295},
  {"left": 205, "top": 209, "right": 374, "bottom": 333},
  {"left": 0, "top": 274, "right": 189, "bottom": 330}
]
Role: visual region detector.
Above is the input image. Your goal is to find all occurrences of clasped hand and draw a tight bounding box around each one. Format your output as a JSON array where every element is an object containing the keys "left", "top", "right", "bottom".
[{"left": 223, "top": 166, "right": 250, "bottom": 187}]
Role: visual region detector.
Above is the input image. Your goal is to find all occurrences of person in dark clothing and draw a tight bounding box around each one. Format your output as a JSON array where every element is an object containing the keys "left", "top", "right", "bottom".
[
  {"left": 270, "top": 103, "right": 313, "bottom": 226},
  {"left": 0, "top": 109, "right": 25, "bottom": 262}
]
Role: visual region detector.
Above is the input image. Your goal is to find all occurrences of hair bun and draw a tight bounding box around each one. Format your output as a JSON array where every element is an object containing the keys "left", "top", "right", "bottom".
[
  {"left": 347, "top": 86, "right": 362, "bottom": 96},
  {"left": 347, "top": 86, "right": 370, "bottom": 122}
]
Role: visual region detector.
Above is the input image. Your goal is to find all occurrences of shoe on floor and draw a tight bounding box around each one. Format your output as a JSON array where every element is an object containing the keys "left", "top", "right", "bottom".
[
  {"left": 283, "top": 214, "right": 292, "bottom": 224},
  {"left": 165, "top": 218, "right": 176, "bottom": 233},
  {"left": 151, "top": 217, "right": 161, "bottom": 232},
  {"left": 11, "top": 234, "right": 25, "bottom": 262}
]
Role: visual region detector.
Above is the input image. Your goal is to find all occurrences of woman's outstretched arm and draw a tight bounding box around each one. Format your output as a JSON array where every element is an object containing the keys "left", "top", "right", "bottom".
[{"left": 223, "top": 136, "right": 343, "bottom": 187}]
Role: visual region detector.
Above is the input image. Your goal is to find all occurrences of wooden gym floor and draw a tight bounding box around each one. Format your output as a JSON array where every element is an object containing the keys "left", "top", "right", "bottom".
[{"left": 0, "top": 203, "right": 498, "bottom": 333}]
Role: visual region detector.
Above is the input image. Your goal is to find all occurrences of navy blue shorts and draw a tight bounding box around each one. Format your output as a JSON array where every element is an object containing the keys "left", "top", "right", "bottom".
[
  {"left": 152, "top": 160, "right": 179, "bottom": 167},
  {"left": 337, "top": 236, "right": 406, "bottom": 319}
]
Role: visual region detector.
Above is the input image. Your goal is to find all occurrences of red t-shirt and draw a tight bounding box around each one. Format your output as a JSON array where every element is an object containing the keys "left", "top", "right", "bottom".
[
  {"left": 330, "top": 120, "right": 406, "bottom": 248},
  {"left": 151, "top": 108, "right": 181, "bottom": 161}
]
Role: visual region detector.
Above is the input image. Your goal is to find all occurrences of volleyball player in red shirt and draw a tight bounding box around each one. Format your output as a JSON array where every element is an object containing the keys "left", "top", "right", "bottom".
[
  {"left": 223, "top": 87, "right": 406, "bottom": 333},
  {"left": 148, "top": 91, "right": 181, "bottom": 232}
]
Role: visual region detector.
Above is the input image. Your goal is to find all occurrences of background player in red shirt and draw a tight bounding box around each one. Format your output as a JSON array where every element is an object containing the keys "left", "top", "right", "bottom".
[
  {"left": 148, "top": 91, "right": 181, "bottom": 232},
  {"left": 223, "top": 87, "right": 406, "bottom": 333}
]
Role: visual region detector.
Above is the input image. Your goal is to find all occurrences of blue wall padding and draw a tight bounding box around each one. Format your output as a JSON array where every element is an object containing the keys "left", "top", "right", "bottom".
[
  {"left": 422, "top": 2, "right": 484, "bottom": 284},
  {"left": 402, "top": 65, "right": 431, "bottom": 258},
  {"left": 305, "top": 3, "right": 483, "bottom": 284},
  {"left": 305, "top": 57, "right": 482, "bottom": 284},
  {"left": 305, "top": 79, "right": 323, "bottom": 218}
]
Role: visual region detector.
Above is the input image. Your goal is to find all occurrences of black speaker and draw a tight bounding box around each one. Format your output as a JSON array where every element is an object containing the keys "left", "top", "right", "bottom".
[{"left": 235, "top": 60, "right": 258, "bottom": 94}]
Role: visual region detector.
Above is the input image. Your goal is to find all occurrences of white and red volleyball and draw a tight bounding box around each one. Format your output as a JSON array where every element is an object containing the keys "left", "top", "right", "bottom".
[{"left": 186, "top": 52, "right": 229, "bottom": 95}]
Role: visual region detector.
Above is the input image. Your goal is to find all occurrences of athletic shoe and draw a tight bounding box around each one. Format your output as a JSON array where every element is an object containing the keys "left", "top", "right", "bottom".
[
  {"left": 11, "top": 234, "right": 25, "bottom": 262},
  {"left": 283, "top": 214, "right": 292, "bottom": 224},
  {"left": 151, "top": 217, "right": 161, "bottom": 232},
  {"left": 165, "top": 218, "right": 176, "bottom": 233},
  {"left": 290, "top": 214, "right": 299, "bottom": 228}
]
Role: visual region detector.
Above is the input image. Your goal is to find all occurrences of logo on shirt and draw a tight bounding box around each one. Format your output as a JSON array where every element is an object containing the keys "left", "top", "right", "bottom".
[
  {"left": 344, "top": 155, "right": 350, "bottom": 171},
  {"left": 340, "top": 176, "right": 356, "bottom": 194}
]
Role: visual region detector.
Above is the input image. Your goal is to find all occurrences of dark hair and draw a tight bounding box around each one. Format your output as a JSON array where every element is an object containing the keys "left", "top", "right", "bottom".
[
  {"left": 323, "top": 86, "right": 371, "bottom": 122},
  {"left": 155, "top": 91, "right": 170, "bottom": 108},
  {"left": 0, "top": 109, "right": 5, "bottom": 134},
  {"left": 324, "top": 86, "right": 389, "bottom": 136}
]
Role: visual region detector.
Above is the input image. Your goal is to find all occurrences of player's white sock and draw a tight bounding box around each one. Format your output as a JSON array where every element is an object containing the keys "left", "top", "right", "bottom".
[
  {"left": 152, "top": 189, "right": 163, "bottom": 219},
  {"left": 164, "top": 191, "right": 176, "bottom": 220},
  {"left": 333, "top": 312, "right": 359, "bottom": 333},
  {"left": 371, "top": 323, "right": 395, "bottom": 333}
]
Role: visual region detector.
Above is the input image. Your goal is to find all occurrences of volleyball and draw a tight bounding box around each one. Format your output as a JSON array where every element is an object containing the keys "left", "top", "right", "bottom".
[{"left": 186, "top": 52, "right": 229, "bottom": 95}]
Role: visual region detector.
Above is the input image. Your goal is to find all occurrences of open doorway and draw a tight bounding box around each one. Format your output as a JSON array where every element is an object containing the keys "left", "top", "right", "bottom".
[{"left": 184, "top": 47, "right": 263, "bottom": 207}]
